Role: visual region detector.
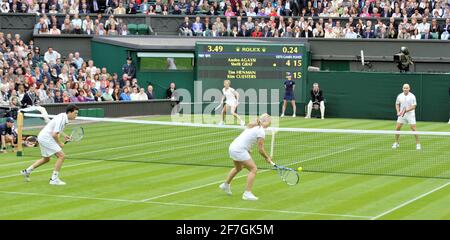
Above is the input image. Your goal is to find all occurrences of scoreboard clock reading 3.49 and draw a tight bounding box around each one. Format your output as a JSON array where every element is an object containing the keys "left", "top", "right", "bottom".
[{"left": 196, "top": 42, "right": 308, "bottom": 81}]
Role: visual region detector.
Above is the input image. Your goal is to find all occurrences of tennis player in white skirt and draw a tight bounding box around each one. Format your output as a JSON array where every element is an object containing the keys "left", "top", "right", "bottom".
[
  {"left": 219, "top": 80, "right": 245, "bottom": 126},
  {"left": 20, "top": 105, "right": 79, "bottom": 185},
  {"left": 220, "top": 113, "right": 276, "bottom": 200}
]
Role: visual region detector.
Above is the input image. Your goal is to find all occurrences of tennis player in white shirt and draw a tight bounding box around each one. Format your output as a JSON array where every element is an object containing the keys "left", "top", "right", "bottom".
[
  {"left": 219, "top": 80, "right": 245, "bottom": 126},
  {"left": 219, "top": 113, "right": 276, "bottom": 201},
  {"left": 392, "top": 84, "right": 421, "bottom": 150},
  {"left": 21, "top": 105, "right": 79, "bottom": 185}
]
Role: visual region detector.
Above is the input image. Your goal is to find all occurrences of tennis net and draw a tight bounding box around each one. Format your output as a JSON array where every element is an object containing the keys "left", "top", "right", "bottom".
[{"left": 21, "top": 113, "right": 450, "bottom": 179}]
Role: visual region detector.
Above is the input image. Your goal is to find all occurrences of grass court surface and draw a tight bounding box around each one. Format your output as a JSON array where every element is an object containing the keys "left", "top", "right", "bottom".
[{"left": 0, "top": 116, "right": 449, "bottom": 219}]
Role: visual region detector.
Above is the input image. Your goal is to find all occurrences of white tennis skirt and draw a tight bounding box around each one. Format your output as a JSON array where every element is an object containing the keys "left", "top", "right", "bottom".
[
  {"left": 225, "top": 100, "right": 237, "bottom": 108},
  {"left": 38, "top": 136, "right": 62, "bottom": 157},
  {"left": 229, "top": 148, "right": 251, "bottom": 161}
]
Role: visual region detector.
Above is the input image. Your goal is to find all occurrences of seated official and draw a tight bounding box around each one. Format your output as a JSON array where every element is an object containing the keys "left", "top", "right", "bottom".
[{"left": 305, "top": 83, "right": 325, "bottom": 119}]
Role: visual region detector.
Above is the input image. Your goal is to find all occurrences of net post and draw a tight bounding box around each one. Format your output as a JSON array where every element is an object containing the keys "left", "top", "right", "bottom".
[{"left": 16, "top": 112, "right": 23, "bottom": 157}]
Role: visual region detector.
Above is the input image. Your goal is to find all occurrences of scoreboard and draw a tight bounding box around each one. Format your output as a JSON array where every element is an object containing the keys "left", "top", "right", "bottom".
[{"left": 195, "top": 42, "right": 308, "bottom": 82}]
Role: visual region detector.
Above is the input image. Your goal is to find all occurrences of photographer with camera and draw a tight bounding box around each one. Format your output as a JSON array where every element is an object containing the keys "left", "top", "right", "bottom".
[{"left": 305, "top": 83, "right": 325, "bottom": 119}]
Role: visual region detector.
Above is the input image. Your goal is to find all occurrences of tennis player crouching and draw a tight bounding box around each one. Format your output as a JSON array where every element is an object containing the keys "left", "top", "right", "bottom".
[
  {"left": 220, "top": 113, "right": 276, "bottom": 201},
  {"left": 21, "top": 105, "right": 79, "bottom": 185}
]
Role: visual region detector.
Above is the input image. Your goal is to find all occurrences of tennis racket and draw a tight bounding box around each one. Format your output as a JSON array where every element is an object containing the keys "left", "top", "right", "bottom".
[
  {"left": 273, "top": 165, "right": 300, "bottom": 186},
  {"left": 64, "top": 127, "right": 84, "bottom": 144},
  {"left": 398, "top": 106, "right": 407, "bottom": 117}
]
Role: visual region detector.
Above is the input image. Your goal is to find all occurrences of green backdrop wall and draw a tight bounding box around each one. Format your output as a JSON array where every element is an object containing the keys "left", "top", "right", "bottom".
[{"left": 307, "top": 72, "right": 450, "bottom": 122}]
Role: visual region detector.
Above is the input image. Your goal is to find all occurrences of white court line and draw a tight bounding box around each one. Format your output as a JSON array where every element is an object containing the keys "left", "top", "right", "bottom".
[
  {"left": 0, "top": 191, "right": 372, "bottom": 219},
  {"left": 0, "top": 160, "right": 104, "bottom": 180},
  {"left": 0, "top": 129, "right": 228, "bottom": 170},
  {"left": 66, "top": 129, "right": 229, "bottom": 157},
  {"left": 371, "top": 182, "right": 450, "bottom": 220},
  {"left": 0, "top": 161, "right": 34, "bottom": 167},
  {"left": 0, "top": 137, "right": 231, "bottom": 180},
  {"left": 141, "top": 148, "right": 355, "bottom": 202}
]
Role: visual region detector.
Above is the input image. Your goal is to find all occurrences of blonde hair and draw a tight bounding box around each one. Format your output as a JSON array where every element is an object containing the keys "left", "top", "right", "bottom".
[
  {"left": 224, "top": 79, "right": 231, "bottom": 85},
  {"left": 247, "top": 113, "right": 271, "bottom": 128}
]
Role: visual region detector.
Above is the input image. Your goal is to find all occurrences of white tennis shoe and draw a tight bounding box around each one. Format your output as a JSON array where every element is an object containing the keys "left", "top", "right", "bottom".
[
  {"left": 49, "top": 178, "right": 66, "bottom": 186},
  {"left": 416, "top": 144, "right": 421, "bottom": 150},
  {"left": 242, "top": 191, "right": 258, "bottom": 201},
  {"left": 219, "top": 183, "right": 232, "bottom": 195},
  {"left": 392, "top": 142, "right": 400, "bottom": 149},
  {"left": 20, "top": 170, "right": 30, "bottom": 182}
]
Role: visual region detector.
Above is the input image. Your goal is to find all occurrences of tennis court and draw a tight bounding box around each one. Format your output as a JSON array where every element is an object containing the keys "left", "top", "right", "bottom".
[{"left": 0, "top": 116, "right": 449, "bottom": 219}]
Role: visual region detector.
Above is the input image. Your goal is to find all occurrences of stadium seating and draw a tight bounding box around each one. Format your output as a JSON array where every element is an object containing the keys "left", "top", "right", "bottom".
[
  {"left": 137, "top": 24, "right": 149, "bottom": 35},
  {"left": 127, "top": 23, "right": 138, "bottom": 35}
]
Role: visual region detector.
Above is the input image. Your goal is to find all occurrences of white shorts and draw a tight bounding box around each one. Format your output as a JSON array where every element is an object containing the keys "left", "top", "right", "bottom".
[
  {"left": 397, "top": 114, "right": 416, "bottom": 125},
  {"left": 225, "top": 100, "right": 237, "bottom": 108},
  {"left": 38, "top": 136, "right": 62, "bottom": 157},
  {"left": 229, "top": 148, "right": 251, "bottom": 161}
]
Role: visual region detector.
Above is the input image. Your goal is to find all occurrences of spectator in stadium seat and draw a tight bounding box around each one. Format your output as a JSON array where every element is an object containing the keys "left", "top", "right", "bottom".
[
  {"left": 397, "top": 27, "right": 411, "bottom": 39},
  {"left": 126, "top": 2, "right": 137, "bottom": 14},
  {"left": 61, "top": 18, "right": 73, "bottom": 34},
  {"left": 82, "top": 15, "right": 95, "bottom": 34},
  {"left": 119, "top": 86, "right": 131, "bottom": 101},
  {"left": 53, "top": 90, "right": 63, "bottom": 103},
  {"left": 146, "top": 85, "right": 154, "bottom": 100},
  {"left": 166, "top": 82, "right": 176, "bottom": 100},
  {"left": 305, "top": 83, "right": 325, "bottom": 119},
  {"left": 49, "top": 25, "right": 61, "bottom": 35},
  {"left": 206, "top": 6, "right": 218, "bottom": 15},
  {"left": 130, "top": 86, "right": 140, "bottom": 101},
  {"left": 111, "top": 86, "right": 121, "bottom": 102},
  {"left": 238, "top": 24, "right": 250, "bottom": 37},
  {"left": 179, "top": 16, "right": 193, "bottom": 36},
  {"left": 140, "top": 0, "right": 149, "bottom": 14},
  {"left": 44, "top": 47, "right": 61, "bottom": 67},
  {"left": 113, "top": 2, "right": 126, "bottom": 14},
  {"left": 421, "top": 28, "right": 433, "bottom": 39},
  {"left": 192, "top": 16, "right": 204, "bottom": 36},
  {"left": 80, "top": 3, "right": 90, "bottom": 14},
  {"left": 137, "top": 88, "right": 149, "bottom": 101}
]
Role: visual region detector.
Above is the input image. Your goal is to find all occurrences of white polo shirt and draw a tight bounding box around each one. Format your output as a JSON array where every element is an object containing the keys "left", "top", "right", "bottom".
[
  {"left": 229, "top": 126, "right": 265, "bottom": 152},
  {"left": 396, "top": 92, "right": 417, "bottom": 116},
  {"left": 38, "top": 113, "right": 69, "bottom": 142}
]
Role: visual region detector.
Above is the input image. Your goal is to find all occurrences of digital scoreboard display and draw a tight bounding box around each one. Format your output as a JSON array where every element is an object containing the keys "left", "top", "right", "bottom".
[{"left": 196, "top": 42, "right": 308, "bottom": 82}]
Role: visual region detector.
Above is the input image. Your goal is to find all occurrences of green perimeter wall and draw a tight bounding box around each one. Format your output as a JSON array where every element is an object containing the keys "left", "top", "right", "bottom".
[{"left": 307, "top": 71, "right": 450, "bottom": 122}]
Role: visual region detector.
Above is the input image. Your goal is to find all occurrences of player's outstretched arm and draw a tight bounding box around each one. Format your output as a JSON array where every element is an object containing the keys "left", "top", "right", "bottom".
[{"left": 257, "top": 138, "right": 275, "bottom": 166}]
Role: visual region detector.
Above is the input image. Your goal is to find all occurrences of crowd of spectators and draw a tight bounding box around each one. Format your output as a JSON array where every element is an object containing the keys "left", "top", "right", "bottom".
[
  {"left": 34, "top": 13, "right": 131, "bottom": 35},
  {"left": 0, "top": 32, "right": 161, "bottom": 111},
  {"left": 179, "top": 14, "right": 450, "bottom": 39},
  {"left": 0, "top": 0, "right": 446, "bottom": 39}
]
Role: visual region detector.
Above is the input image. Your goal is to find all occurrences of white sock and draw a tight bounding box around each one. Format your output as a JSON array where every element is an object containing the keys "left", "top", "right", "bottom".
[
  {"left": 51, "top": 171, "right": 59, "bottom": 180},
  {"left": 26, "top": 166, "right": 34, "bottom": 173}
]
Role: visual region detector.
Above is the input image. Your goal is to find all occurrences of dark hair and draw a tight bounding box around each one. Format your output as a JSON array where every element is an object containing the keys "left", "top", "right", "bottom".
[{"left": 66, "top": 104, "right": 79, "bottom": 113}]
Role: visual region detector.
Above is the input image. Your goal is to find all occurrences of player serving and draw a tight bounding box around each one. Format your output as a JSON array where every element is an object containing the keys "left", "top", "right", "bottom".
[
  {"left": 219, "top": 113, "right": 275, "bottom": 201},
  {"left": 218, "top": 80, "right": 245, "bottom": 126},
  {"left": 20, "top": 105, "right": 79, "bottom": 185},
  {"left": 392, "top": 83, "right": 421, "bottom": 150}
]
